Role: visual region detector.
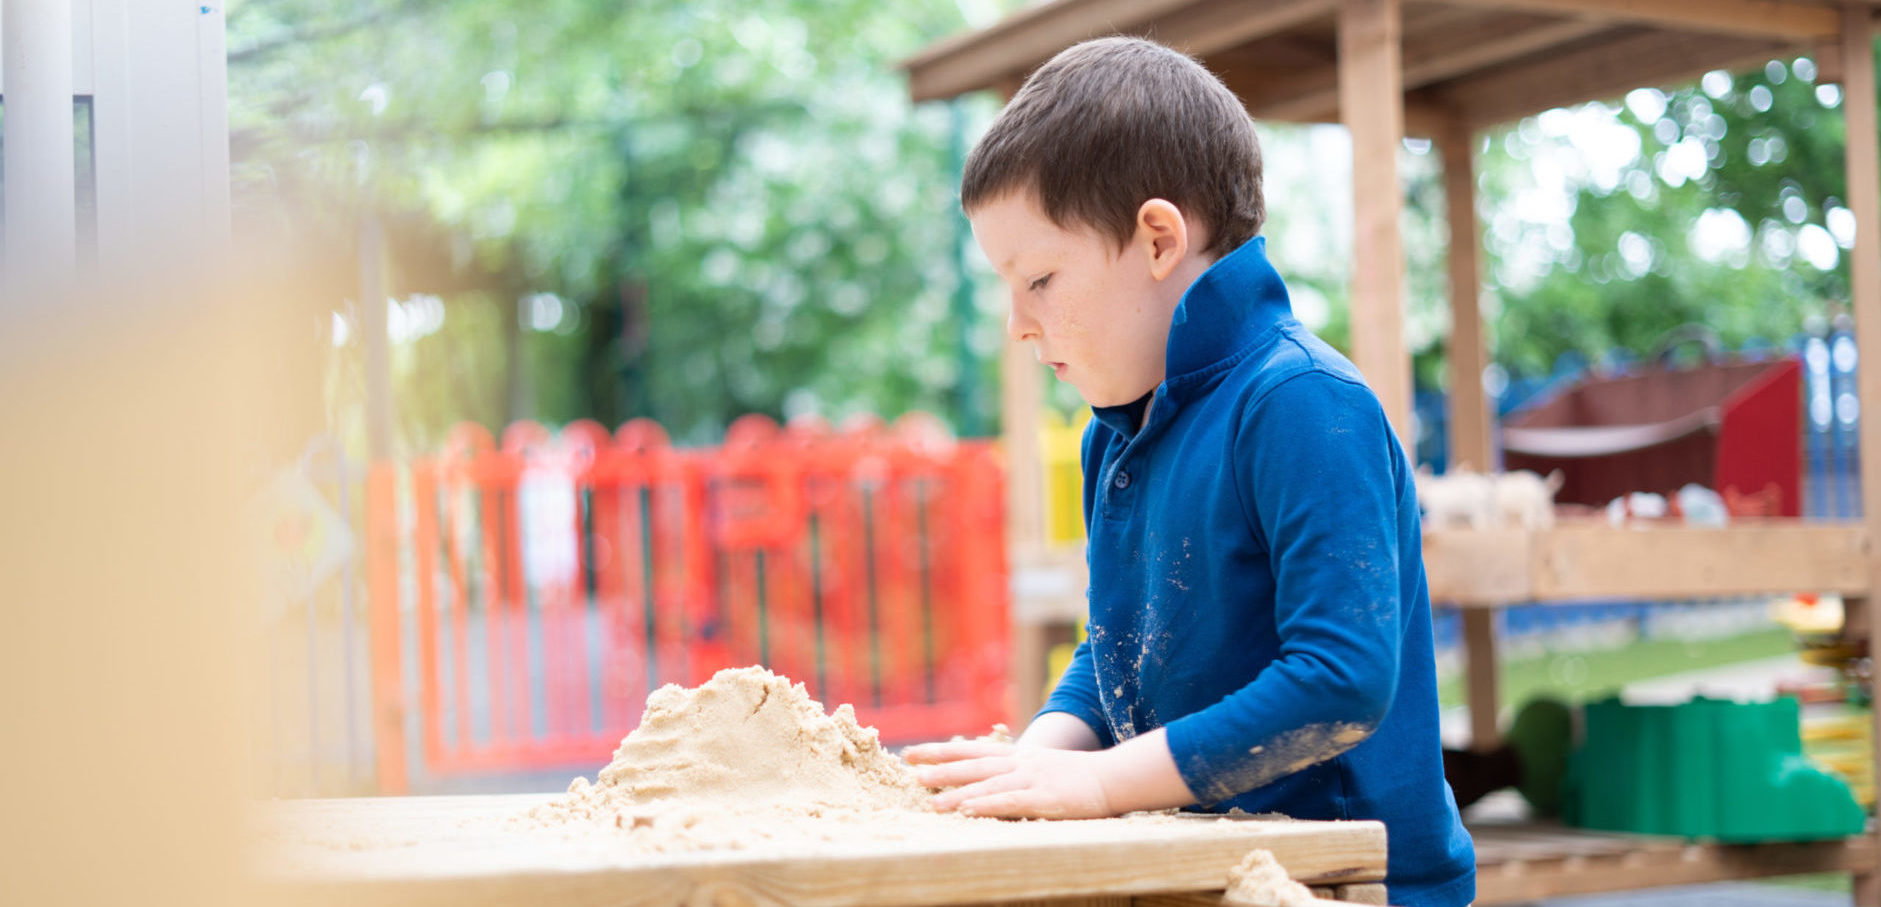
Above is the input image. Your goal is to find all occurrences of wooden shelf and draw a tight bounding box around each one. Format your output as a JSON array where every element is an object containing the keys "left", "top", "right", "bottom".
[
  {"left": 1424, "top": 521, "right": 1871, "bottom": 608},
  {"left": 1471, "top": 821, "right": 1879, "bottom": 905}
]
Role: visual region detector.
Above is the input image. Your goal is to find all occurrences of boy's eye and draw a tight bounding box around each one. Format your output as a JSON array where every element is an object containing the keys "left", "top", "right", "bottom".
[{"left": 1029, "top": 274, "right": 1052, "bottom": 292}]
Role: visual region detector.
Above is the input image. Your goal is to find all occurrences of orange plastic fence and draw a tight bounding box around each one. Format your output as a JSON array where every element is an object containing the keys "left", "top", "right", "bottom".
[{"left": 367, "top": 414, "right": 1009, "bottom": 788}]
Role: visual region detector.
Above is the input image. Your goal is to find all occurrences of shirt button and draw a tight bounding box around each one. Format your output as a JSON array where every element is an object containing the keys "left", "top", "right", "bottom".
[{"left": 1113, "top": 470, "right": 1131, "bottom": 490}]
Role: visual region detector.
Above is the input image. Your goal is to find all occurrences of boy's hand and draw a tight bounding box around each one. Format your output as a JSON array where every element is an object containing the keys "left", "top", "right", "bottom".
[
  {"left": 905, "top": 727, "right": 1197, "bottom": 819},
  {"left": 905, "top": 740, "right": 1114, "bottom": 819}
]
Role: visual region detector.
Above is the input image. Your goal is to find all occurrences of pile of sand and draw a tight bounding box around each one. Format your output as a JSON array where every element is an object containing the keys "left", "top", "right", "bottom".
[
  {"left": 1221, "top": 848, "right": 1318, "bottom": 906},
  {"left": 524, "top": 667, "right": 941, "bottom": 850}
]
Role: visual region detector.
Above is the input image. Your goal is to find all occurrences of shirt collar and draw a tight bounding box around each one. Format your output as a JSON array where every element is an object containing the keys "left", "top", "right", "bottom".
[
  {"left": 1088, "top": 236, "right": 1293, "bottom": 436},
  {"left": 1165, "top": 235, "right": 1294, "bottom": 380}
]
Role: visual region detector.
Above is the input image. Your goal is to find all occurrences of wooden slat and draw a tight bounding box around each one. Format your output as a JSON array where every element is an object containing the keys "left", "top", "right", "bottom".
[
  {"left": 258, "top": 796, "right": 1387, "bottom": 907},
  {"left": 1431, "top": 27, "right": 1792, "bottom": 129},
  {"left": 1471, "top": 824, "right": 1881, "bottom": 906},
  {"left": 1339, "top": 0, "right": 1414, "bottom": 443},
  {"left": 1433, "top": 0, "right": 1840, "bottom": 40},
  {"left": 1425, "top": 523, "right": 1871, "bottom": 607}
]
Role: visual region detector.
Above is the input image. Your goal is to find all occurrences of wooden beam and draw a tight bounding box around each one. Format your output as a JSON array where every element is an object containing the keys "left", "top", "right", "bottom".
[
  {"left": 1440, "top": 116, "right": 1494, "bottom": 474},
  {"left": 903, "top": 0, "right": 1199, "bottom": 101},
  {"left": 1836, "top": 8, "right": 1881, "bottom": 906},
  {"left": 1244, "top": 15, "right": 1607, "bottom": 123},
  {"left": 902, "top": 0, "right": 1338, "bottom": 101},
  {"left": 1423, "top": 525, "right": 1872, "bottom": 607},
  {"left": 1436, "top": 28, "right": 1791, "bottom": 130},
  {"left": 1338, "top": 0, "right": 1413, "bottom": 442},
  {"left": 1436, "top": 0, "right": 1840, "bottom": 41},
  {"left": 1149, "top": 0, "right": 1337, "bottom": 62}
]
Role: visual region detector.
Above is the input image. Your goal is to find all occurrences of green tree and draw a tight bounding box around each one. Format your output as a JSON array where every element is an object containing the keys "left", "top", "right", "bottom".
[{"left": 227, "top": 0, "right": 1005, "bottom": 451}]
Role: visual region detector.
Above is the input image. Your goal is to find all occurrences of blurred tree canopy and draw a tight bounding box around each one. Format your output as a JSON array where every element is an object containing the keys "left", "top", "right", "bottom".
[
  {"left": 227, "top": 0, "right": 1876, "bottom": 452},
  {"left": 1465, "top": 54, "right": 1863, "bottom": 383},
  {"left": 228, "top": 0, "right": 1002, "bottom": 451}
]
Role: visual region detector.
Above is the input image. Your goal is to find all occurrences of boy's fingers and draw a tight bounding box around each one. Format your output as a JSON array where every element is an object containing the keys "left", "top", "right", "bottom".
[
  {"left": 914, "top": 755, "right": 1014, "bottom": 789},
  {"left": 932, "top": 770, "right": 1029, "bottom": 812},
  {"left": 902, "top": 740, "right": 1013, "bottom": 764},
  {"left": 955, "top": 790, "right": 1061, "bottom": 820}
]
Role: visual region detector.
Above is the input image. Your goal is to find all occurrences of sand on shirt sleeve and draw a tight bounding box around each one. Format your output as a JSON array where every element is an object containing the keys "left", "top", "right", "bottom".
[{"left": 1160, "top": 371, "right": 1404, "bottom": 804}]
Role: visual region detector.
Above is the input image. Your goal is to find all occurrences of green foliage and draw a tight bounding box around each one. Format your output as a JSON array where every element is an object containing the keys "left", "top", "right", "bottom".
[
  {"left": 1475, "top": 54, "right": 1865, "bottom": 380},
  {"left": 228, "top": 0, "right": 1003, "bottom": 450},
  {"left": 228, "top": 1, "right": 1878, "bottom": 451}
]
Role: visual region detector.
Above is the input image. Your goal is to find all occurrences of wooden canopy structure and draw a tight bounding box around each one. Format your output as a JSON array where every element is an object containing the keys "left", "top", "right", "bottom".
[{"left": 905, "top": 2, "right": 1881, "bottom": 902}]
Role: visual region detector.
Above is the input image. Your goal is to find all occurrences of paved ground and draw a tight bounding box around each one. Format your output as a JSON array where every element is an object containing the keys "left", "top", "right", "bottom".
[{"left": 1529, "top": 881, "right": 1848, "bottom": 906}]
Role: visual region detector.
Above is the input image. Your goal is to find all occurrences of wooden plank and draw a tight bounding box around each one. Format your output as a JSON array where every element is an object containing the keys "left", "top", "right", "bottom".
[
  {"left": 1422, "top": 527, "right": 1530, "bottom": 605},
  {"left": 1434, "top": 28, "right": 1792, "bottom": 129},
  {"left": 258, "top": 796, "right": 1387, "bottom": 907},
  {"left": 1439, "top": 114, "right": 1493, "bottom": 474},
  {"left": 1338, "top": 0, "right": 1413, "bottom": 443},
  {"left": 1838, "top": 6, "right": 1881, "bottom": 905},
  {"left": 1434, "top": 0, "right": 1840, "bottom": 41},
  {"left": 1472, "top": 827, "right": 1881, "bottom": 905},
  {"left": 1424, "top": 524, "right": 1871, "bottom": 607},
  {"left": 1530, "top": 523, "right": 1870, "bottom": 601}
]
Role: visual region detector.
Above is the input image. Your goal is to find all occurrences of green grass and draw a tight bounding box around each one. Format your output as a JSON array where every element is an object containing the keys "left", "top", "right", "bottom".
[
  {"left": 1756, "top": 872, "right": 1854, "bottom": 893},
  {"left": 1437, "top": 627, "right": 1797, "bottom": 709}
]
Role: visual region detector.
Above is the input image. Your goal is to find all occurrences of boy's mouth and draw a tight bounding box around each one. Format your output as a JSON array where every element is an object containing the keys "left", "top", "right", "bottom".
[{"left": 1047, "top": 361, "right": 1068, "bottom": 377}]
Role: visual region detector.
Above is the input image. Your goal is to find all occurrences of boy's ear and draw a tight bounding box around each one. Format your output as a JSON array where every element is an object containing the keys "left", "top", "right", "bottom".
[{"left": 1135, "top": 198, "right": 1188, "bottom": 281}]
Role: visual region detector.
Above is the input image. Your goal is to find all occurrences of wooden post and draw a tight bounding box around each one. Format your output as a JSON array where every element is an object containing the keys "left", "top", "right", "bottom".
[
  {"left": 1440, "top": 116, "right": 1494, "bottom": 473},
  {"left": 1338, "top": 0, "right": 1413, "bottom": 445},
  {"left": 1462, "top": 609, "right": 1501, "bottom": 750},
  {"left": 1004, "top": 341, "right": 1049, "bottom": 723},
  {"left": 1838, "top": 5, "right": 1881, "bottom": 904},
  {"left": 983, "top": 77, "right": 1061, "bottom": 727}
]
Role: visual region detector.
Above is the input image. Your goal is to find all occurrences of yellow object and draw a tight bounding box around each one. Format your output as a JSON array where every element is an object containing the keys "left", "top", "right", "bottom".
[
  {"left": 1041, "top": 409, "right": 1091, "bottom": 546},
  {"left": 1803, "top": 710, "right": 1875, "bottom": 808},
  {"left": 1043, "top": 622, "right": 1091, "bottom": 703}
]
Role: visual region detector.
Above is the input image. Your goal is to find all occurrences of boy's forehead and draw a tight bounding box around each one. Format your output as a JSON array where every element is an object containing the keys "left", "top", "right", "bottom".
[{"left": 970, "top": 190, "right": 1086, "bottom": 271}]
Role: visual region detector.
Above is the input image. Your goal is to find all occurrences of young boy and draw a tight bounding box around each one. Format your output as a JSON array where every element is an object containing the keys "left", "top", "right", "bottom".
[{"left": 902, "top": 36, "right": 1476, "bottom": 907}]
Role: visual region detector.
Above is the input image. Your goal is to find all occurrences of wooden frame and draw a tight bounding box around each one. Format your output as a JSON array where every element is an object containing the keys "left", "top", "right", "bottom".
[{"left": 905, "top": 0, "right": 1881, "bottom": 901}]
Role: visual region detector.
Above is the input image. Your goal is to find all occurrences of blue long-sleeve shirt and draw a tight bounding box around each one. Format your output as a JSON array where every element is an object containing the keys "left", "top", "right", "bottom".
[{"left": 1041, "top": 236, "right": 1475, "bottom": 907}]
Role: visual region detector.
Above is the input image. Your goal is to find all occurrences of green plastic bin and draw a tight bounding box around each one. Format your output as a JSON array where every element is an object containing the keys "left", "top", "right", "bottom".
[{"left": 1562, "top": 696, "right": 1866, "bottom": 842}]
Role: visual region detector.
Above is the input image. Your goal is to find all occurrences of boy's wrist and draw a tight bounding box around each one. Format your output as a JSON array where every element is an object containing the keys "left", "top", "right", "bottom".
[{"left": 1095, "top": 729, "right": 1196, "bottom": 814}]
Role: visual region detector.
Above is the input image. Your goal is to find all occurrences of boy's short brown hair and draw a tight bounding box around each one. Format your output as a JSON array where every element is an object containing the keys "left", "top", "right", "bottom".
[{"left": 961, "top": 36, "right": 1263, "bottom": 260}]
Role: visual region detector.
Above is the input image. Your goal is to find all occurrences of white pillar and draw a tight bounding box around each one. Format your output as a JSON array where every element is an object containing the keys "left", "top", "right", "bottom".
[{"left": 3, "top": 0, "right": 77, "bottom": 298}]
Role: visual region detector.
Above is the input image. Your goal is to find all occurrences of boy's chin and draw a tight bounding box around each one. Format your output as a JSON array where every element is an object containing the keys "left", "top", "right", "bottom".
[{"left": 1078, "top": 386, "right": 1151, "bottom": 409}]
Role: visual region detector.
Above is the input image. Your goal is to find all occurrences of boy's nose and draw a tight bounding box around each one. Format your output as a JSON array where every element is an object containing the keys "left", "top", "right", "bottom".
[{"left": 1006, "top": 303, "right": 1040, "bottom": 343}]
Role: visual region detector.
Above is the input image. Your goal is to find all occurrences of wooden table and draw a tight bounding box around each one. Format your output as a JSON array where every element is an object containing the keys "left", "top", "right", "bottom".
[{"left": 255, "top": 794, "right": 1389, "bottom": 906}]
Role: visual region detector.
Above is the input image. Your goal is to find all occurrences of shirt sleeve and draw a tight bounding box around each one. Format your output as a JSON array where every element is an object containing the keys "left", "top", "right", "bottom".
[{"left": 1161, "top": 370, "right": 1404, "bottom": 804}]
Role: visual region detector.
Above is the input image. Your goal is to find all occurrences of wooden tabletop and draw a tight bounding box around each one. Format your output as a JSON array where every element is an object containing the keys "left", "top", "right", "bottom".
[{"left": 254, "top": 794, "right": 1387, "bottom": 907}]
